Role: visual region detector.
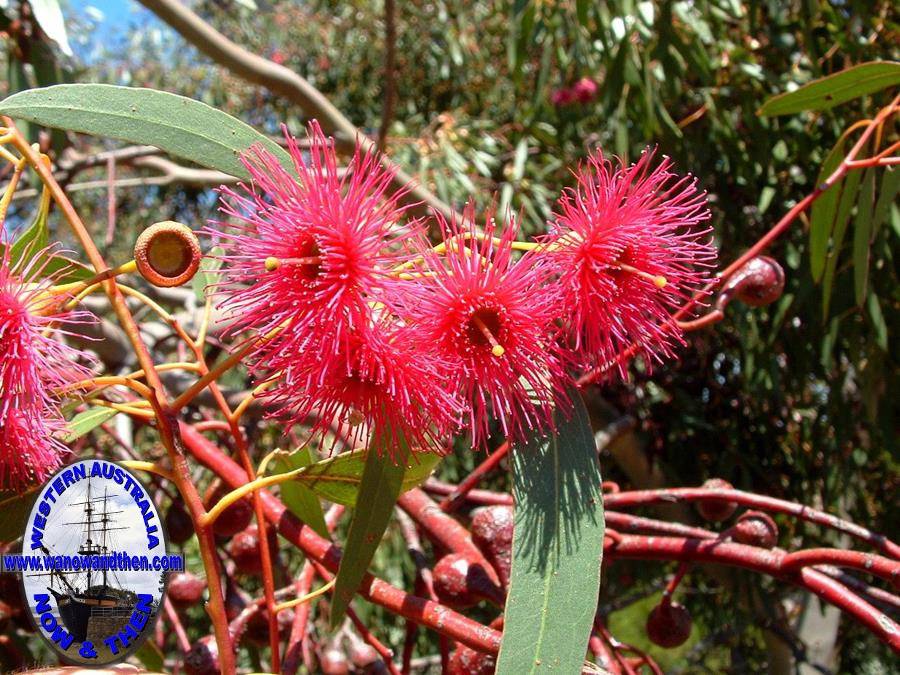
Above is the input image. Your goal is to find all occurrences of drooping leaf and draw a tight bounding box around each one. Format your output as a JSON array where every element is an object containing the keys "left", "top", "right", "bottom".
[
  {"left": 808, "top": 135, "right": 849, "bottom": 282},
  {"left": 62, "top": 407, "right": 119, "bottom": 443},
  {"left": 295, "top": 448, "right": 442, "bottom": 508},
  {"left": 758, "top": 61, "right": 900, "bottom": 116},
  {"left": 871, "top": 166, "right": 900, "bottom": 237},
  {"left": 0, "top": 84, "right": 292, "bottom": 180},
  {"left": 866, "top": 293, "right": 888, "bottom": 352},
  {"left": 8, "top": 185, "right": 51, "bottom": 267},
  {"left": 852, "top": 169, "right": 876, "bottom": 306},
  {"left": 330, "top": 431, "right": 409, "bottom": 628},
  {"left": 0, "top": 488, "right": 39, "bottom": 544},
  {"left": 820, "top": 162, "right": 864, "bottom": 318},
  {"left": 497, "top": 391, "right": 605, "bottom": 675},
  {"left": 272, "top": 447, "right": 329, "bottom": 538}
]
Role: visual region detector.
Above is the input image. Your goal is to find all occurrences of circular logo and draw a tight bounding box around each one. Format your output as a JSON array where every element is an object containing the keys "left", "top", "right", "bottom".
[{"left": 19, "top": 459, "right": 177, "bottom": 665}]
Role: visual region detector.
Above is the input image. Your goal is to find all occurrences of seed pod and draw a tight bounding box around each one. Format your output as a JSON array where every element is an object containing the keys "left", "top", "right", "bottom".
[
  {"left": 432, "top": 553, "right": 505, "bottom": 609},
  {"left": 165, "top": 500, "right": 194, "bottom": 545},
  {"left": 184, "top": 635, "right": 220, "bottom": 675},
  {"left": 447, "top": 643, "right": 496, "bottom": 674},
  {"left": 245, "top": 607, "right": 294, "bottom": 645},
  {"left": 646, "top": 601, "right": 692, "bottom": 648},
  {"left": 168, "top": 572, "right": 206, "bottom": 607},
  {"left": 720, "top": 256, "right": 785, "bottom": 308},
  {"left": 733, "top": 510, "right": 779, "bottom": 548},
  {"left": 203, "top": 481, "right": 253, "bottom": 538},
  {"left": 134, "top": 220, "right": 202, "bottom": 287},
  {"left": 696, "top": 478, "right": 737, "bottom": 523},
  {"left": 471, "top": 505, "right": 514, "bottom": 587}
]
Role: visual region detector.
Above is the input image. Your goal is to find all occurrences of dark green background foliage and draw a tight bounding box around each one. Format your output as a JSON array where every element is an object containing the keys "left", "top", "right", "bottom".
[{"left": 2, "top": 0, "right": 897, "bottom": 671}]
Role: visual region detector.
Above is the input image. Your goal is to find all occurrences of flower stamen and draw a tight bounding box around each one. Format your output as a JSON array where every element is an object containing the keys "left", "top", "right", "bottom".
[
  {"left": 265, "top": 256, "right": 323, "bottom": 272},
  {"left": 613, "top": 262, "right": 668, "bottom": 289},
  {"left": 470, "top": 313, "right": 505, "bottom": 357}
]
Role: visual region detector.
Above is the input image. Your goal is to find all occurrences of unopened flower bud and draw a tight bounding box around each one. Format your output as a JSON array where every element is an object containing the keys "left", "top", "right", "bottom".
[
  {"left": 471, "top": 505, "right": 514, "bottom": 587},
  {"left": 696, "top": 478, "right": 737, "bottom": 523},
  {"left": 432, "top": 553, "right": 505, "bottom": 609},
  {"left": 646, "top": 601, "right": 692, "bottom": 648},
  {"left": 733, "top": 510, "right": 779, "bottom": 548},
  {"left": 720, "top": 256, "right": 785, "bottom": 308}
]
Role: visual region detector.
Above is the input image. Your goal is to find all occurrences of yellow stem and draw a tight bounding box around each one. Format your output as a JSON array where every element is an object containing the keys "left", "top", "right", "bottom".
[
  {"left": 202, "top": 468, "right": 307, "bottom": 527},
  {"left": 120, "top": 461, "right": 175, "bottom": 482},
  {"left": 0, "top": 156, "right": 27, "bottom": 224},
  {"left": 230, "top": 380, "right": 275, "bottom": 423},
  {"left": 274, "top": 579, "right": 336, "bottom": 613},
  {"left": 52, "top": 260, "right": 137, "bottom": 296},
  {"left": 93, "top": 400, "right": 156, "bottom": 419}
]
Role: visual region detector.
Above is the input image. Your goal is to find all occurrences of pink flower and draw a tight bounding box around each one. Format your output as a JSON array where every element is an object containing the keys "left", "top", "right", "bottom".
[
  {"left": 264, "top": 322, "right": 460, "bottom": 458},
  {"left": 572, "top": 77, "right": 599, "bottom": 104},
  {"left": 207, "top": 121, "right": 414, "bottom": 381},
  {"left": 544, "top": 148, "right": 716, "bottom": 371},
  {"left": 551, "top": 87, "right": 575, "bottom": 107},
  {"left": 403, "top": 206, "right": 570, "bottom": 449},
  {"left": 0, "top": 248, "right": 94, "bottom": 491}
]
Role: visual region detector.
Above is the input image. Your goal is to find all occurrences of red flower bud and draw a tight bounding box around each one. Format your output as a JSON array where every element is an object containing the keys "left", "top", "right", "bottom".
[
  {"left": 646, "top": 601, "right": 692, "bottom": 648},
  {"left": 432, "top": 553, "right": 505, "bottom": 609},
  {"left": 733, "top": 510, "right": 779, "bottom": 548},
  {"left": 184, "top": 636, "right": 220, "bottom": 675},
  {"left": 720, "top": 256, "right": 785, "bottom": 308},
  {"left": 168, "top": 572, "right": 206, "bottom": 607},
  {"left": 696, "top": 478, "right": 737, "bottom": 523},
  {"left": 471, "top": 505, "right": 514, "bottom": 587},
  {"left": 165, "top": 500, "right": 195, "bottom": 545},
  {"left": 448, "top": 643, "right": 497, "bottom": 674},
  {"left": 572, "top": 76, "right": 599, "bottom": 103}
]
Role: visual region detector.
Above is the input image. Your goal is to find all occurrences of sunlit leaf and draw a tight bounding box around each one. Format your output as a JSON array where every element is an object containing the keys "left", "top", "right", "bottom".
[
  {"left": 62, "top": 407, "right": 119, "bottom": 443},
  {"left": 272, "top": 447, "right": 329, "bottom": 538},
  {"left": 0, "top": 84, "right": 292, "bottom": 180},
  {"left": 758, "top": 61, "right": 900, "bottom": 116}
]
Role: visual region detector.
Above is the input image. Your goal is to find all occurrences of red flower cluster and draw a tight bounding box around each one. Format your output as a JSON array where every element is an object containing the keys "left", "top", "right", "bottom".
[
  {"left": 0, "top": 248, "right": 94, "bottom": 491},
  {"left": 208, "top": 124, "right": 715, "bottom": 457},
  {"left": 551, "top": 77, "right": 600, "bottom": 107}
]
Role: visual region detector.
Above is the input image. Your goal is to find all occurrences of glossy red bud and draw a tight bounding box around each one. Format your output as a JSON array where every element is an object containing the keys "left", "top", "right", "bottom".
[
  {"left": 696, "top": 478, "right": 737, "bottom": 523},
  {"left": 646, "top": 601, "right": 692, "bottom": 648},
  {"left": 433, "top": 553, "right": 505, "bottom": 609},
  {"left": 470, "top": 505, "right": 514, "bottom": 587},
  {"left": 733, "top": 510, "right": 779, "bottom": 548}
]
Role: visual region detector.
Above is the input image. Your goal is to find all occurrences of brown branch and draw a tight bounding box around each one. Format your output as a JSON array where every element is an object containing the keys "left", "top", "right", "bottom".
[{"left": 136, "top": 0, "right": 453, "bottom": 220}]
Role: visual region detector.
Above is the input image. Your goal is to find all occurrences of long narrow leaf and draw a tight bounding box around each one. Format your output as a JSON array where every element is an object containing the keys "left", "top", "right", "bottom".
[{"left": 497, "top": 392, "right": 605, "bottom": 674}]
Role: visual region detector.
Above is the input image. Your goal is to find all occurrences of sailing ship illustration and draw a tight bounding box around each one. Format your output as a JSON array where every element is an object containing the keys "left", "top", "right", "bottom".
[{"left": 28, "top": 477, "right": 136, "bottom": 643}]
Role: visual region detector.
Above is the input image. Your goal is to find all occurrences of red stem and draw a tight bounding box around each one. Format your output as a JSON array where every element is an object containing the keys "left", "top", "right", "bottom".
[
  {"left": 781, "top": 549, "right": 900, "bottom": 585},
  {"left": 439, "top": 441, "right": 510, "bottom": 513},
  {"left": 180, "top": 423, "right": 503, "bottom": 654}
]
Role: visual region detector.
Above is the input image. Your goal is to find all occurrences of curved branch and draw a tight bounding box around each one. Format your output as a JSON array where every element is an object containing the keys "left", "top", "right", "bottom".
[{"left": 136, "top": 0, "right": 453, "bottom": 220}]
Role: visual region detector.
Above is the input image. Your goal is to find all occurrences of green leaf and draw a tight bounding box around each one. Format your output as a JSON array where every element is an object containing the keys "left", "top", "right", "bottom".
[
  {"left": 272, "top": 448, "right": 329, "bottom": 538},
  {"left": 819, "top": 163, "right": 863, "bottom": 317},
  {"left": 296, "top": 448, "right": 442, "bottom": 508},
  {"left": 866, "top": 293, "right": 888, "bottom": 352},
  {"left": 62, "top": 407, "right": 119, "bottom": 443},
  {"left": 0, "top": 84, "right": 292, "bottom": 180},
  {"left": 0, "top": 488, "right": 39, "bottom": 544},
  {"left": 852, "top": 169, "right": 876, "bottom": 306},
  {"left": 759, "top": 61, "right": 900, "bottom": 117},
  {"left": 192, "top": 246, "right": 224, "bottom": 303},
  {"left": 871, "top": 166, "right": 900, "bottom": 237},
  {"left": 809, "top": 135, "right": 850, "bottom": 281},
  {"left": 497, "top": 391, "right": 605, "bottom": 675},
  {"left": 330, "top": 431, "right": 409, "bottom": 628}
]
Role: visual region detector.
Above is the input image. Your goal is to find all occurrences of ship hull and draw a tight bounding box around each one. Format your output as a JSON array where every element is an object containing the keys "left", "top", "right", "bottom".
[{"left": 49, "top": 589, "right": 129, "bottom": 643}]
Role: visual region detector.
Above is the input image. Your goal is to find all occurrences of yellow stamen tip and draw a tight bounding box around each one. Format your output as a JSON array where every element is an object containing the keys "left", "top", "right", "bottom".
[
  {"left": 654, "top": 275, "right": 668, "bottom": 289},
  {"left": 491, "top": 345, "right": 506, "bottom": 357},
  {"left": 265, "top": 256, "right": 281, "bottom": 272}
]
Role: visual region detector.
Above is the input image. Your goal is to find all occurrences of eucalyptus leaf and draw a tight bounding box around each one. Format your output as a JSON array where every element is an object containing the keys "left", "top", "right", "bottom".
[
  {"left": 272, "top": 447, "right": 329, "bottom": 538},
  {"left": 62, "top": 407, "right": 119, "bottom": 443},
  {"left": 0, "top": 84, "right": 292, "bottom": 180},
  {"left": 496, "top": 392, "right": 605, "bottom": 674},
  {"left": 296, "top": 448, "right": 442, "bottom": 508},
  {"left": 330, "top": 431, "right": 409, "bottom": 628},
  {"left": 759, "top": 61, "right": 900, "bottom": 116}
]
